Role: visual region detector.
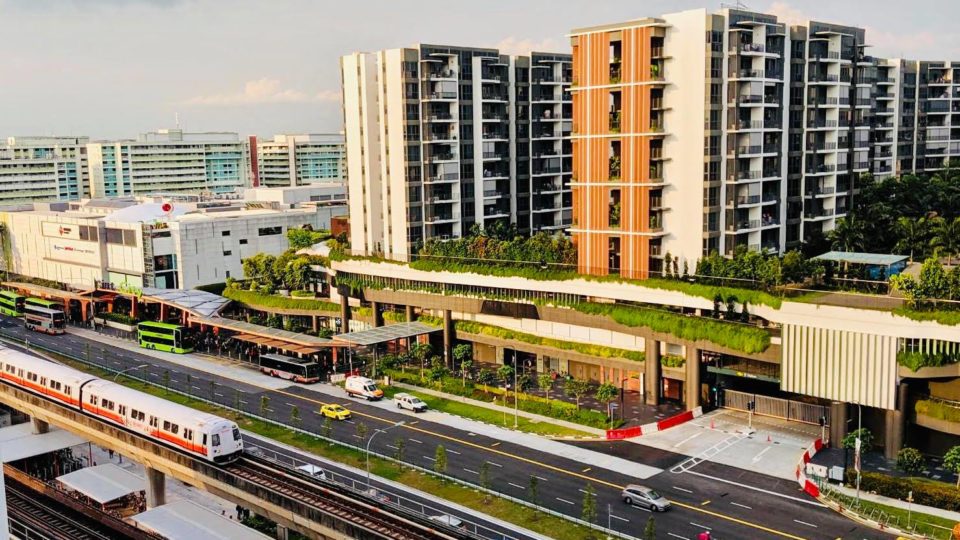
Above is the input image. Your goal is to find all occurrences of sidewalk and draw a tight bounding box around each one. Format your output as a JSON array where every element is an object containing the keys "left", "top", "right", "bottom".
[
  {"left": 392, "top": 382, "right": 606, "bottom": 438},
  {"left": 63, "top": 326, "right": 662, "bottom": 480},
  {"left": 831, "top": 482, "right": 960, "bottom": 522}
]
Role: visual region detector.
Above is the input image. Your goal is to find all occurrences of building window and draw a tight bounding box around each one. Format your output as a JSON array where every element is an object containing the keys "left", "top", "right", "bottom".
[
  {"left": 258, "top": 226, "right": 282, "bottom": 236},
  {"left": 225, "top": 271, "right": 231, "bottom": 279},
  {"left": 223, "top": 250, "right": 232, "bottom": 256},
  {"left": 239, "top": 239, "right": 248, "bottom": 245},
  {"left": 221, "top": 230, "right": 231, "bottom": 236}
]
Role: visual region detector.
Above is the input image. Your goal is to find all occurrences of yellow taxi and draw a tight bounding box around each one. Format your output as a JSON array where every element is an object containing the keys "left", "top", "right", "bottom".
[{"left": 320, "top": 404, "right": 352, "bottom": 421}]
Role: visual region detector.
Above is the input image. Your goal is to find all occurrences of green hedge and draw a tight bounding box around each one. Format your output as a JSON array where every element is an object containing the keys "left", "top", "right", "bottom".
[
  {"left": 290, "top": 290, "right": 316, "bottom": 298},
  {"left": 640, "top": 278, "right": 783, "bottom": 309},
  {"left": 223, "top": 288, "right": 339, "bottom": 312},
  {"left": 915, "top": 399, "right": 960, "bottom": 423},
  {"left": 383, "top": 369, "right": 618, "bottom": 430},
  {"left": 898, "top": 350, "right": 960, "bottom": 371},
  {"left": 661, "top": 355, "right": 685, "bottom": 368},
  {"left": 101, "top": 312, "right": 136, "bottom": 325},
  {"left": 847, "top": 470, "right": 960, "bottom": 512},
  {"left": 894, "top": 307, "right": 960, "bottom": 327},
  {"left": 568, "top": 302, "right": 771, "bottom": 354},
  {"left": 416, "top": 315, "right": 643, "bottom": 362}
]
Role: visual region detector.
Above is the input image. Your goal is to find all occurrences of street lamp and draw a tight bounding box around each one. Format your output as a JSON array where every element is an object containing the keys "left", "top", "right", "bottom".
[
  {"left": 366, "top": 420, "right": 405, "bottom": 490},
  {"left": 854, "top": 401, "right": 863, "bottom": 502},
  {"left": 114, "top": 364, "right": 149, "bottom": 382}
]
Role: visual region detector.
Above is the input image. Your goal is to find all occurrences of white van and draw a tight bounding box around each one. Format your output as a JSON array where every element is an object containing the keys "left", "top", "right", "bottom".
[{"left": 345, "top": 376, "right": 384, "bottom": 401}]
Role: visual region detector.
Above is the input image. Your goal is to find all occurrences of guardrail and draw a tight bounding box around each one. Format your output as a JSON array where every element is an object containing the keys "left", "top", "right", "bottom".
[
  {"left": 7, "top": 335, "right": 640, "bottom": 540},
  {"left": 605, "top": 407, "right": 702, "bottom": 440}
]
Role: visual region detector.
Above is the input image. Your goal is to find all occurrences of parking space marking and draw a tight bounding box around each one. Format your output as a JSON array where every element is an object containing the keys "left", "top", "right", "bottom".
[
  {"left": 673, "top": 432, "right": 702, "bottom": 448},
  {"left": 751, "top": 446, "right": 772, "bottom": 463}
]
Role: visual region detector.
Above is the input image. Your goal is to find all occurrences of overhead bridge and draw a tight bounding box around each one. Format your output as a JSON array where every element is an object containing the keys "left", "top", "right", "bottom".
[{"left": 0, "top": 380, "right": 471, "bottom": 540}]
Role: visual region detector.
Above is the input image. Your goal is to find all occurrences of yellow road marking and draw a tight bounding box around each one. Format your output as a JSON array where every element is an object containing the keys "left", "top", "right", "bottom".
[
  {"left": 701, "top": 500, "right": 711, "bottom": 506},
  {"left": 582, "top": 467, "right": 592, "bottom": 473},
  {"left": 271, "top": 387, "right": 808, "bottom": 540}
]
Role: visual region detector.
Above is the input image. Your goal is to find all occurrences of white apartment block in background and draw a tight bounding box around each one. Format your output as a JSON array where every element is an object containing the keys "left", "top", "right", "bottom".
[
  {"left": 249, "top": 134, "right": 345, "bottom": 188},
  {"left": 341, "top": 44, "right": 572, "bottom": 260},
  {"left": 87, "top": 129, "right": 248, "bottom": 198},
  {"left": 0, "top": 136, "right": 89, "bottom": 204}
]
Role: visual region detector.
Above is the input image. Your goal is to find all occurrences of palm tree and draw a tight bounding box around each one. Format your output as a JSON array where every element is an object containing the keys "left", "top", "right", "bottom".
[
  {"left": 931, "top": 217, "right": 960, "bottom": 266},
  {"left": 828, "top": 216, "right": 866, "bottom": 252},
  {"left": 894, "top": 217, "right": 932, "bottom": 263}
]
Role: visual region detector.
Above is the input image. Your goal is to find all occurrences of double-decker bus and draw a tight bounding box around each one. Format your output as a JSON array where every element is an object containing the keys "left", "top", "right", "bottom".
[
  {"left": 259, "top": 353, "right": 322, "bottom": 384},
  {"left": 137, "top": 321, "right": 193, "bottom": 354},
  {"left": 24, "top": 305, "right": 66, "bottom": 334},
  {"left": 25, "top": 297, "right": 62, "bottom": 310},
  {"left": 0, "top": 291, "right": 25, "bottom": 317}
]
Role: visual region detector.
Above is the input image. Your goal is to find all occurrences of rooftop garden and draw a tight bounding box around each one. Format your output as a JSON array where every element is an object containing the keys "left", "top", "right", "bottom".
[
  {"left": 222, "top": 287, "right": 339, "bottom": 313},
  {"left": 890, "top": 257, "right": 960, "bottom": 326}
]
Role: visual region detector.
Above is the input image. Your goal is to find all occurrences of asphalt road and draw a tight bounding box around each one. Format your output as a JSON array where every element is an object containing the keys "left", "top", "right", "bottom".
[{"left": 0, "top": 319, "right": 890, "bottom": 540}]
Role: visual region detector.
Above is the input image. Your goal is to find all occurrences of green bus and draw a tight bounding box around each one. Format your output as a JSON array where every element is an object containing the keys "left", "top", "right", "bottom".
[
  {"left": 0, "top": 291, "right": 25, "bottom": 317},
  {"left": 26, "top": 297, "right": 62, "bottom": 310},
  {"left": 137, "top": 321, "right": 194, "bottom": 354}
]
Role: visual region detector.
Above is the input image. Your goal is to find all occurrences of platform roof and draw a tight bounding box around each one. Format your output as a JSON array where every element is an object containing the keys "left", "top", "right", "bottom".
[
  {"left": 133, "top": 500, "right": 269, "bottom": 540},
  {"left": 191, "top": 316, "right": 335, "bottom": 347},
  {"left": 0, "top": 423, "right": 88, "bottom": 463},
  {"left": 333, "top": 321, "right": 440, "bottom": 347},
  {"left": 1, "top": 281, "right": 91, "bottom": 301},
  {"left": 142, "top": 288, "right": 231, "bottom": 317},
  {"left": 812, "top": 251, "right": 908, "bottom": 266},
  {"left": 56, "top": 464, "right": 144, "bottom": 504}
]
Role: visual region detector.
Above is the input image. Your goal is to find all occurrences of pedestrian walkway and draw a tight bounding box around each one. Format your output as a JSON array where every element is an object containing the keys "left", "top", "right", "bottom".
[
  {"left": 63, "top": 326, "right": 662, "bottom": 480},
  {"left": 830, "top": 482, "right": 960, "bottom": 522},
  {"left": 391, "top": 382, "right": 606, "bottom": 438}
]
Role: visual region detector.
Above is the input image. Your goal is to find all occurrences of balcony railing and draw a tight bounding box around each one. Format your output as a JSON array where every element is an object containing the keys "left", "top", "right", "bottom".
[
  {"left": 806, "top": 164, "right": 836, "bottom": 174},
  {"left": 732, "top": 43, "right": 766, "bottom": 54},
  {"left": 609, "top": 112, "right": 621, "bottom": 133},
  {"left": 610, "top": 65, "right": 622, "bottom": 84}
]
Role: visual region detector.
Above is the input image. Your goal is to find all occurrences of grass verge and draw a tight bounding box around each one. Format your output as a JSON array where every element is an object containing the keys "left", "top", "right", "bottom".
[
  {"left": 48, "top": 354, "right": 602, "bottom": 540},
  {"left": 380, "top": 385, "right": 597, "bottom": 438},
  {"left": 848, "top": 497, "right": 956, "bottom": 538},
  {"left": 893, "top": 306, "right": 960, "bottom": 327}
]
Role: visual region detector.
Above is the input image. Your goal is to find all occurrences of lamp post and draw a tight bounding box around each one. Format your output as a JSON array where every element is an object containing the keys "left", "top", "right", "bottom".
[
  {"left": 854, "top": 401, "right": 863, "bottom": 502},
  {"left": 114, "top": 364, "right": 149, "bottom": 382},
  {"left": 366, "top": 420, "right": 405, "bottom": 490},
  {"left": 513, "top": 356, "right": 519, "bottom": 429}
]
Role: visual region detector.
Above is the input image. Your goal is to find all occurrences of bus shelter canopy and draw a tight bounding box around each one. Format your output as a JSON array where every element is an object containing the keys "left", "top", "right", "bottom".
[
  {"left": 142, "top": 288, "right": 231, "bottom": 318},
  {"left": 333, "top": 322, "right": 440, "bottom": 347},
  {"left": 190, "top": 316, "right": 335, "bottom": 348}
]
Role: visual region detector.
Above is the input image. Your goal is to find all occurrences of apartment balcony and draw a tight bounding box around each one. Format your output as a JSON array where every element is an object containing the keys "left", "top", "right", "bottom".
[
  {"left": 806, "top": 164, "right": 836, "bottom": 175},
  {"left": 809, "top": 50, "right": 842, "bottom": 62},
  {"left": 483, "top": 207, "right": 511, "bottom": 218},
  {"left": 731, "top": 43, "right": 768, "bottom": 55},
  {"left": 876, "top": 76, "right": 895, "bottom": 85},
  {"left": 808, "top": 97, "right": 840, "bottom": 108},
  {"left": 729, "top": 145, "right": 762, "bottom": 157},
  {"left": 807, "top": 74, "right": 840, "bottom": 84},
  {"left": 481, "top": 130, "right": 509, "bottom": 141},
  {"left": 728, "top": 120, "right": 764, "bottom": 131},
  {"left": 807, "top": 119, "right": 839, "bottom": 130},
  {"left": 726, "top": 219, "right": 761, "bottom": 232},
  {"left": 424, "top": 214, "right": 458, "bottom": 224},
  {"left": 532, "top": 166, "right": 563, "bottom": 176},
  {"left": 729, "top": 94, "right": 765, "bottom": 107},
  {"left": 427, "top": 194, "right": 457, "bottom": 204},
  {"left": 610, "top": 63, "right": 622, "bottom": 84},
  {"left": 424, "top": 172, "right": 459, "bottom": 183},
  {"left": 424, "top": 112, "right": 455, "bottom": 123},
  {"left": 807, "top": 142, "right": 838, "bottom": 152},
  {"left": 729, "top": 69, "right": 765, "bottom": 80},
  {"left": 929, "top": 77, "right": 953, "bottom": 86},
  {"left": 804, "top": 208, "right": 836, "bottom": 220},
  {"left": 726, "top": 194, "right": 761, "bottom": 207},
  {"left": 481, "top": 90, "right": 508, "bottom": 102},
  {"left": 609, "top": 112, "right": 621, "bottom": 133},
  {"left": 423, "top": 132, "right": 458, "bottom": 143},
  {"left": 806, "top": 186, "right": 835, "bottom": 197},
  {"left": 727, "top": 170, "right": 762, "bottom": 182},
  {"left": 424, "top": 91, "right": 458, "bottom": 101},
  {"left": 481, "top": 169, "right": 509, "bottom": 180},
  {"left": 424, "top": 152, "right": 457, "bottom": 163},
  {"left": 424, "top": 68, "right": 457, "bottom": 81}
]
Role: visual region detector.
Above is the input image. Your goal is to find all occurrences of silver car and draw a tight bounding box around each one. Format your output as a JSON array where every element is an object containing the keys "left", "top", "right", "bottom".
[{"left": 622, "top": 484, "right": 671, "bottom": 511}]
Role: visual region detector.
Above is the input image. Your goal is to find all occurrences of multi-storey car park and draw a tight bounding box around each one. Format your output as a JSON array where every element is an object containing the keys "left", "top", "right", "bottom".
[{"left": 341, "top": 44, "right": 572, "bottom": 260}]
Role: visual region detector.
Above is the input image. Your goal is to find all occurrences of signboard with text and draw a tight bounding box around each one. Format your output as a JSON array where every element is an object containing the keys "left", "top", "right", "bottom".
[{"left": 41, "top": 221, "right": 80, "bottom": 240}]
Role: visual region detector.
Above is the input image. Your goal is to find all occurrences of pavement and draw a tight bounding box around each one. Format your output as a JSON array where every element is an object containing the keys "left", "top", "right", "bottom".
[{"left": 0, "top": 317, "right": 891, "bottom": 540}]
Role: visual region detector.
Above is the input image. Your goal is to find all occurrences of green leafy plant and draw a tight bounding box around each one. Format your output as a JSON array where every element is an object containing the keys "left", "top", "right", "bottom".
[
  {"left": 842, "top": 428, "right": 874, "bottom": 454},
  {"left": 896, "top": 447, "right": 925, "bottom": 475}
]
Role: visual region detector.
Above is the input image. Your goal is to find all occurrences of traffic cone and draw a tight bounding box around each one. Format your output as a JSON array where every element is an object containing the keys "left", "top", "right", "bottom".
[
  {"left": 710, "top": 419, "right": 715, "bottom": 429},
  {"left": 767, "top": 434, "right": 772, "bottom": 443}
]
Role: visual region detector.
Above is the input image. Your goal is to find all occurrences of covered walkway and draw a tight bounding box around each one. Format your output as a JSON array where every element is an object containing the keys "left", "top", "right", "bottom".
[{"left": 133, "top": 500, "right": 269, "bottom": 540}]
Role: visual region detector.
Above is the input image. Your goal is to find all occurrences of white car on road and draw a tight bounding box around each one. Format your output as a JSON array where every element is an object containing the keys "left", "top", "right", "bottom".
[{"left": 394, "top": 393, "right": 428, "bottom": 412}]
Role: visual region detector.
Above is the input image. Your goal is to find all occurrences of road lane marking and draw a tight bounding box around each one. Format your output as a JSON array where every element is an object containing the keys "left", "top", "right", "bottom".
[
  {"left": 215, "top": 393, "right": 224, "bottom": 397},
  {"left": 730, "top": 502, "right": 752, "bottom": 510},
  {"left": 752, "top": 446, "right": 772, "bottom": 463},
  {"left": 507, "top": 483, "right": 525, "bottom": 489},
  {"left": 793, "top": 520, "right": 818, "bottom": 528},
  {"left": 490, "top": 442, "right": 501, "bottom": 447},
  {"left": 691, "top": 522, "right": 712, "bottom": 530},
  {"left": 386, "top": 444, "right": 398, "bottom": 450},
  {"left": 667, "top": 534, "right": 688, "bottom": 540},
  {"left": 582, "top": 467, "right": 592, "bottom": 473},
  {"left": 423, "top": 456, "right": 435, "bottom": 461},
  {"left": 488, "top": 462, "right": 502, "bottom": 468},
  {"left": 673, "top": 432, "right": 702, "bottom": 448},
  {"left": 447, "top": 449, "right": 461, "bottom": 455},
  {"left": 684, "top": 470, "right": 825, "bottom": 508},
  {"left": 409, "top": 438, "right": 423, "bottom": 444},
  {"left": 610, "top": 514, "right": 629, "bottom": 523},
  {"left": 534, "top": 475, "right": 548, "bottom": 482},
  {"left": 700, "top": 500, "right": 711, "bottom": 506},
  {"left": 673, "top": 486, "right": 693, "bottom": 493},
  {"left": 463, "top": 468, "right": 478, "bottom": 475},
  {"left": 556, "top": 497, "right": 575, "bottom": 505}
]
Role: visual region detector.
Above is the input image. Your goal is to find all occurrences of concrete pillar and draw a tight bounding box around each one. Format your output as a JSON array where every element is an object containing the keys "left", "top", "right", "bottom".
[
  {"left": 276, "top": 525, "right": 289, "bottom": 540},
  {"left": 442, "top": 309, "right": 453, "bottom": 369},
  {"left": 405, "top": 305, "right": 416, "bottom": 322},
  {"left": 159, "top": 303, "right": 167, "bottom": 322},
  {"left": 829, "top": 401, "right": 848, "bottom": 449},
  {"left": 311, "top": 315, "right": 318, "bottom": 333},
  {"left": 685, "top": 347, "right": 702, "bottom": 411},
  {"left": 339, "top": 295, "right": 350, "bottom": 333},
  {"left": 644, "top": 338, "right": 661, "bottom": 406},
  {"left": 30, "top": 418, "right": 49, "bottom": 434},
  {"left": 884, "top": 383, "right": 909, "bottom": 459},
  {"left": 145, "top": 467, "right": 165, "bottom": 508},
  {"left": 371, "top": 301, "right": 383, "bottom": 328}
]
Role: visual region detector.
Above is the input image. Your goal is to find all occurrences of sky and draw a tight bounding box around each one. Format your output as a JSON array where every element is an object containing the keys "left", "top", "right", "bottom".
[{"left": 1, "top": 0, "right": 958, "bottom": 139}]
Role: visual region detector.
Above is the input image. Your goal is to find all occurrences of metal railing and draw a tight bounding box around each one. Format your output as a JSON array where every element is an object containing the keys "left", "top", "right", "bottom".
[{"left": 722, "top": 389, "right": 829, "bottom": 426}]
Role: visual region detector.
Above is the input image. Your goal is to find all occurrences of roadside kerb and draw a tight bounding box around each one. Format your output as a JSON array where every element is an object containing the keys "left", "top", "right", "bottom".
[
  {"left": 606, "top": 406, "right": 703, "bottom": 440},
  {"left": 8, "top": 336, "right": 640, "bottom": 540}
]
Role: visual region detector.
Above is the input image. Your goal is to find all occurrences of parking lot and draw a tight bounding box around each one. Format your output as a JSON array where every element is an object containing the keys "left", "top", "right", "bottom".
[{"left": 632, "top": 408, "right": 822, "bottom": 480}]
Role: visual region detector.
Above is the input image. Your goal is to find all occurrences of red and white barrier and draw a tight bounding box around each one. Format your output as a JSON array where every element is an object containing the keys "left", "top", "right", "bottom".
[
  {"left": 795, "top": 438, "right": 824, "bottom": 498},
  {"left": 605, "top": 406, "right": 703, "bottom": 440}
]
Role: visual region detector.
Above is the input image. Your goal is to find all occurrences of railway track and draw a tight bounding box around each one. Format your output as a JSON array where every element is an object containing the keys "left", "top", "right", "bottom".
[
  {"left": 6, "top": 480, "right": 119, "bottom": 540},
  {"left": 225, "top": 455, "right": 469, "bottom": 540}
]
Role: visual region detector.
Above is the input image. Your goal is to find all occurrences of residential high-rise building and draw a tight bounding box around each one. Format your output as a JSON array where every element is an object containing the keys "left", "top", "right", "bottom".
[
  {"left": 251, "top": 134, "right": 345, "bottom": 188},
  {"left": 0, "top": 136, "right": 89, "bottom": 204},
  {"left": 87, "top": 129, "right": 248, "bottom": 198},
  {"left": 341, "top": 44, "right": 571, "bottom": 260},
  {"left": 571, "top": 8, "right": 960, "bottom": 280}
]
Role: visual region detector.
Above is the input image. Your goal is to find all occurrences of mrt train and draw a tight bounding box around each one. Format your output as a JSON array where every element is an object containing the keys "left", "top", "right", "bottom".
[{"left": 0, "top": 346, "right": 243, "bottom": 463}]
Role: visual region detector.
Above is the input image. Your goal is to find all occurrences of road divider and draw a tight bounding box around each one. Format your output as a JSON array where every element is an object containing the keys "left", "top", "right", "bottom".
[{"left": 605, "top": 407, "right": 703, "bottom": 440}]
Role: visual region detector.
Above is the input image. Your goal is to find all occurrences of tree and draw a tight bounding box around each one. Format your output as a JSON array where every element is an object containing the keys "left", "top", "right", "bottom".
[
  {"left": 321, "top": 417, "right": 333, "bottom": 440},
  {"left": 564, "top": 379, "right": 590, "bottom": 410},
  {"left": 581, "top": 483, "right": 597, "bottom": 524},
  {"left": 453, "top": 343, "right": 473, "bottom": 386},
  {"left": 161, "top": 369, "right": 170, "bottom": 392},
  {"left": 434, "top": 444, "right": 447, "bottom": 475},
  {"left": 942, "top": 446, "right": 960, "bottom": 488},
  {"left": 739, "top": 300, "right": 750, "bottom": 323},
  {"left": 828, "top": 216, "right": 867, "bottom": 252},
  {"left": 644, "top": 516, "right": 656, "bottom": 540},
  {"left": 479, "top": 461, "right": 491, "bottom": 494},
  {"left": 428, "top": 357, "right": 449, "bottom": 389},
  {"left": 841, "top": 428, "right": 874, "bottom": 454},
  {"left": 538, "top": 373, "right": 554, "bottom": 400},
  {"left": 289, "top": 405, "right": 302, "bottom": 429},
  {"left": 527, "top": 474, "right": 539, "bottom": 506},
  {"left": 393, "top": 437, "right": 405, "bottom": 468},
  {"left": 931, "top": 217, "right": 960, "bottom": 266},
  {"left": 356, "top": 421, "right": 368, "bottom": 442},
  {"left": 725, "top": 295, "right": 738, "bottom": 320},
  {"left": 896, "top": 447, "right": 925, "bottom": 475},
  {"left": 497, "top": 364, "right": 515, "bottom": 386},
  {"left": 410, "top": 342, "right": 432, "bottom": 380},
  {"left": 594, "top": 383, "right": 618, "bottom": 424},
  {"left": 894, "top": 216, "right": 932, "bottom": 262},
  {"left": 259, "top": 395, "right": 270, "bottom": 418},
  {"left": 712, "top": 293, "right": 723, "bottom": 319}
]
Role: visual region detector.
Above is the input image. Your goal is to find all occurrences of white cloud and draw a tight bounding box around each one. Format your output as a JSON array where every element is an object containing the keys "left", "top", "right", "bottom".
[
  {"left": 766, "top": 1, "right": 810, "bottom": 25},
  {"left": 181, "top": 78, "right": 340, "bottom": 106},
  {"left": 490, "top": 36, "right": 562, "bottom": 56}
]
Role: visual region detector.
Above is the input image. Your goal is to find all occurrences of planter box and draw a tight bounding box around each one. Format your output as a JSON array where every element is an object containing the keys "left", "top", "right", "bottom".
[{"left": 95, "top": 318, "right": 136, "bottom": 332}]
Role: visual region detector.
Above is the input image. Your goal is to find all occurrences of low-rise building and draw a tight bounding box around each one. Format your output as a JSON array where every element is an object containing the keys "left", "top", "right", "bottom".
[{"left": 0, "top": 136, "right": 89, "bottom": 204}]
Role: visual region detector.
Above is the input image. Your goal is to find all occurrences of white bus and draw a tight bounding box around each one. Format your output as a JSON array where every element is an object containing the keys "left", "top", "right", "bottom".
[{"left": 24, "top": 305, "right": 66, "bottom": 335}]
